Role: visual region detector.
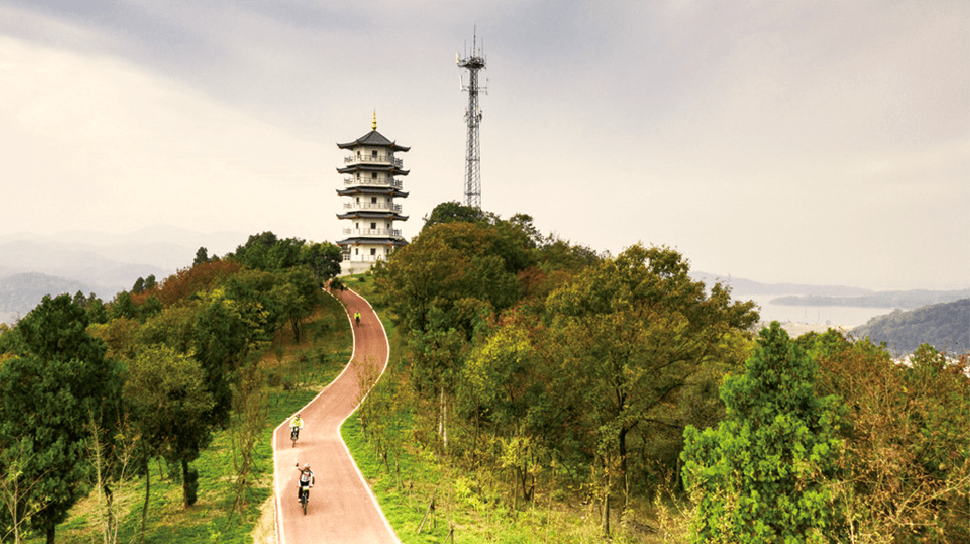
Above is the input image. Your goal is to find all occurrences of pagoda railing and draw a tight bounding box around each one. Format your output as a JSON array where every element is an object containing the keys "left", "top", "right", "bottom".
[
  {"left": 343, "top": 202, "right": 402, "bottom": 213},
  {"left": 342, "top": 253, "right": 385, "bottom": 263},
  {"left": 342, "top": 228, "right": 402, "bottom": 237},
  {"left": 343, "top": 177, "right": 403, "bottom": 188},
  {"left": 344, "top": 154, "right": 403, "bottom": 168}
]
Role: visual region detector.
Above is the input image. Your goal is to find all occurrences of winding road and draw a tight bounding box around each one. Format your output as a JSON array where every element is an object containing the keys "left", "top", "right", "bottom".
[{"left": 272, "top": 288, "right": 400, "bottom": 544}]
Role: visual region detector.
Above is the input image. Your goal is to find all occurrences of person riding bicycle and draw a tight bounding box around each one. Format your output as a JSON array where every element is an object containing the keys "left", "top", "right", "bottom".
[
  {"left": 296, "top": 462, "right": 315, "bottom": 502},
  {"left": 290, "top": 414, "right": 304, "bottom": 439},
  {"left": 354, "top": 311, "right": 360, "bottom": 326}
]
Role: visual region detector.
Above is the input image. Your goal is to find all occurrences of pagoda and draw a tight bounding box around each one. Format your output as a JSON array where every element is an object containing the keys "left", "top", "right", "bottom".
[{"left": 335, "top": 114, "right": 410, "bottom": 274}]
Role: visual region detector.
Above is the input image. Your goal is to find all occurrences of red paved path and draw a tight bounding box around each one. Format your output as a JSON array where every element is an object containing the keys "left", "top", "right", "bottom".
[{"left": 273, "top": 288, "right": 399, "bottom": 544}]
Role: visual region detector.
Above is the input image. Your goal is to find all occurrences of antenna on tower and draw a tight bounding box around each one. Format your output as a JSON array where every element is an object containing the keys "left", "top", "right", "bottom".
[{"left": 457, "top": 28, "right": 487, "bottom": 209}]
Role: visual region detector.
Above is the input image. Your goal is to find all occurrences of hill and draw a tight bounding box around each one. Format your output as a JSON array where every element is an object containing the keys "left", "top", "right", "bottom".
[
  {"left": 851, "top": 299, "right": 970, "bottom": 355},
  {"left": 689, "top": 271, "right": 871, "bottom": 297},
  {"left": 771, "top": 289, "right": 970, "bottom": 309},
  {"left": 0, "top": 271, "right": 103, "bottom": 323}
]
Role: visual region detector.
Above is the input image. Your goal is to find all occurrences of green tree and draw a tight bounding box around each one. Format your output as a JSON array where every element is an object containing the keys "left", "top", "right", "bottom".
[
  {"left": 124, "top": 344, "right": 215, "bottom": 509},
  {"left": 300, "top": 241, "right": 343, "bottom": 285},
  {"left": 0, "top": 294, "right": 121, "bottom": 544},
  {"left": 546, "top": 244, "right": 757, "bottom": 504},
  {"left": 681, "top": 322, "right": 843, "bottom": 543},
  {"left": 193, "top": 288, "right": 266, "bottom": 428},
  {"left": 422, "top": 201, "right": 494, "bottom": 230},
  {"left": 108, "top": 290, "right": 138, "bottom": 321},
  {"left": 193, "top": 246, "right": 210, "bottom": 266}
]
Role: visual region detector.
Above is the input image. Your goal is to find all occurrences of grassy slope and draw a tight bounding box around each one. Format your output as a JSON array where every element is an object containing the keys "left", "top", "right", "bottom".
[{"left": 28, "top": 291, "right": 352, "bottom": 544}]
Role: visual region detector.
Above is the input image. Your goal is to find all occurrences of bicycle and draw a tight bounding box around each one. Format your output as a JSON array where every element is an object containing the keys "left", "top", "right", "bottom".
[{"left": 299, "top": 482, "right": 311, "bottom": 515}]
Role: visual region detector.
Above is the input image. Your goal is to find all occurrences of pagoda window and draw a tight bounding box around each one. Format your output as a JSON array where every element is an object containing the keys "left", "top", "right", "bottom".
[
  {"left": 370, "top": 248, "right": 376, "bottom": 256},
  {"left": 371, "top": 172, "right": 377, "bottom": 179},
  {"left": 370, "top": 222, "right": 377, "bottom": 229},
  {"left": 371, "top": 150, "right": 377, "bottom": 158},
  {"left": 371, "top": 197, "right": 377, "bottom": 204}
]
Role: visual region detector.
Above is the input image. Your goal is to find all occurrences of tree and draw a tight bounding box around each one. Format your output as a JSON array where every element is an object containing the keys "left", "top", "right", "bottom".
[
  {"left": 546, "top": 244, "right": 758, "bottom": 512},
  {"left": 300, "top": 241, "right": 343, "bottom": 285},
  {"left": 0, "top": 294, "right": 121, "bottom": 544},
  {"left": 422, "top": 201, "right": 494, "bottom": 231},
  {"left": 124, "top": 344, "right": 215, "bottom": 509},
  {"left": 193, "top": 247, "right": 211, "bottom": 266},
  {"left": 805, "top": 331, "right": 970, "bottom": 541},
  {"left": 681, "top": 322, "right": 843, "bottom": 543},
  {"left": 108, "top": 290, "right": 138, "bottom": 321},
  {"left": 193, "top": 289, "right": 264, "bottom": 428}
]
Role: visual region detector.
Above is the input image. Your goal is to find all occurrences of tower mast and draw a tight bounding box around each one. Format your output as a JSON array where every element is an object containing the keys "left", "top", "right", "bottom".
[{"left": 457, "top": 31, "right": 487, "bottom": 209}]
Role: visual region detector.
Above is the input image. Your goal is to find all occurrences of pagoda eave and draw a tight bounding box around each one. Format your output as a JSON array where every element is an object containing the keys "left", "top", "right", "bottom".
[
  {"left": 336, "top": 165, "right": 410, "bottom": 176},
  {"left": 337, "top": 211, "right": 409, "bottom": 222},
  {"left": 337, "top": 237, "right": 409, "bottom": 247},
  {"left": 336, "top": 130, "right": 411, "bottom": 152},
  {"left": 336, "top": 187, "right": 410, "bottom": 198}
]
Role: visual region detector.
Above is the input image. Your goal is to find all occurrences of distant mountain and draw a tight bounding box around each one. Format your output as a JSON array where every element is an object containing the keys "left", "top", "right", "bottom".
[
  {"left": 771, "top": 289, "right": 970, "bottom": 309},
  {"left": 851, "top": 299, "right": 970, "bottom": 355},
  {"left": 689, "top": 271, "right": 871, "bottom": 297},
  {"left": 0, "top": 226, "right": 249, "bottom": 324},
  {"left": 0, "top": 272, "right": 103, "bottom": 324}
]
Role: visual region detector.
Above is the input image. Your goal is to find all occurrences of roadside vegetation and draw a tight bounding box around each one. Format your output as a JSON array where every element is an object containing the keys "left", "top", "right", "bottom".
[
  {"left": 346, "top": 202, "right": 970, "bottom": 543},
  {"left": 0, "top": 233, "right": 349, "bottom": 544},
  {"left": 3, "top": 204, "right": 968, "bottom": 544}
]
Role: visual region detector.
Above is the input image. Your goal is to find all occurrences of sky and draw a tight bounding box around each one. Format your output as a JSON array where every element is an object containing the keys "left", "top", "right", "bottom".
[{"left": 1, "top": 0, "right": 967, "bottom": 290}]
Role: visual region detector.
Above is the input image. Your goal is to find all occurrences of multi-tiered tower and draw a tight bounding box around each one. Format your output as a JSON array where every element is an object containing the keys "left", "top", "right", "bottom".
[{"left": 335, "top": 114, "right": 409, "bottom": 274}]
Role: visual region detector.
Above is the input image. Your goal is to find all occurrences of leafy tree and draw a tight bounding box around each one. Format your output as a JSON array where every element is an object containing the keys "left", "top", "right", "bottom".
[
  {"left": 422, "top": 201, "right": 494, "bottom": 230},
  {"left": 108, "top": 290, "right": 138, "bottom": 321},
  {"left": 143, "top": 274, "right": 157, "bottom": 292},
  {"left": 124, "top": 344, "right": 214, "bottom": 509},
  {"left": 0, "top": 294, "right": 121, "bottom": 544},
  {"left": 300, "top": 241, "right": 343, "bottom": 285},
  {"left": 546, "top": 244, "right": 758, "bottom": 501},
  {"left": 153, "top": 260, "right": 240, "bottom": 307},
  {"left": 806, "top": 331, "right": 970, "bottom": 541},
  {"left": 193, "top": 288, "right": 268, "bottom": 428},
  {"left": 193, "top": 246, "right": 210, "bottom": 266},
  {"left": 681, "top": 322, "right": 843, "bottom": 543}
]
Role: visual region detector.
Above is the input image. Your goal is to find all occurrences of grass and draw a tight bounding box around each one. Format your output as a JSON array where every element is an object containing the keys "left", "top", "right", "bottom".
[{"left": 26, "top": 291, "right": 352, "bottom": 544}]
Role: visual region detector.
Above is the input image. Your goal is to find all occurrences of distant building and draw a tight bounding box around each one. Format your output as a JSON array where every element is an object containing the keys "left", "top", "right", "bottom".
[{"left": 335, "top": 114, "right": 410, "bottom": 274}]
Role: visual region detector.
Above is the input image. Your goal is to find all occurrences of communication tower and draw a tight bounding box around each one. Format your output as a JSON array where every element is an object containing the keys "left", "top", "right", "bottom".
[{"left": 457, "top": 31, "right": 487, "bottom": 209}]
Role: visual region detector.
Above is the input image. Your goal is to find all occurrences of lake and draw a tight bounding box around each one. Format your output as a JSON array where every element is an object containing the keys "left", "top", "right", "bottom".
[{"left": 740, "top": 294, "right": 896, "bottom": 329}]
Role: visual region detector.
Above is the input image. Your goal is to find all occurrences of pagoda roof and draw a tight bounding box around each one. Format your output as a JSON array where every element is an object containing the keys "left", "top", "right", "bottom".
[
  {"left": 337, "top": 211, "right": 409, "bottom": 222},
  {"left": 336, "top": 164, "right": 409, "bottom": 175},
  {"left": 337, "top": 130, "right": 410, "bottom": 152},
  {"left": 336, "top": 187, "right": 409, "bottom": 198},
  {"left": 336, "top": 237, "right": 409, "bottom": 247}
]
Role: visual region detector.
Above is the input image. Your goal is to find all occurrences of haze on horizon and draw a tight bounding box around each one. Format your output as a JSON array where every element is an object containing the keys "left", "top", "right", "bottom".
[{"left": 1, "top": 1, "right": 967, "bottom": 291}]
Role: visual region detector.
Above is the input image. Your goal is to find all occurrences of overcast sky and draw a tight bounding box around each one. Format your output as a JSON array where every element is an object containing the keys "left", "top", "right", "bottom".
[{"left": 1, "top": 1, "right": 967, "bottom": 290}]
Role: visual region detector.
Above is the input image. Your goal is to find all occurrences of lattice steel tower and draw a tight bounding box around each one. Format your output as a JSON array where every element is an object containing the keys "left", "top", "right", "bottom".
[{"left": 457, "top": 32, "right": 487, "bottom": 209}]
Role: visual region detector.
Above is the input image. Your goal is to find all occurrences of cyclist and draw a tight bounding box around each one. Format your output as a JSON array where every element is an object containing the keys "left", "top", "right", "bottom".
[
  {"left": 354, "top": 311, "right": 360, "bottom": 326},
  {"left": 296, "top": 462, "right": 315, "bottom": 502},
  {"left": 290, "top": 414, "right": 304, "bottom": 440}
]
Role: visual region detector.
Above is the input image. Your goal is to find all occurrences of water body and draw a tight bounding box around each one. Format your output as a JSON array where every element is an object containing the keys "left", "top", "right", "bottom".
[{"left": 741, "top": 294, "right": 895, "bottom": 329}]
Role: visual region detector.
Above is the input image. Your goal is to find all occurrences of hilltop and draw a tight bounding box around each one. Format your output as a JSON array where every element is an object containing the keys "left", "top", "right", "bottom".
[{"left": 851, "top": 299, "right": 970, "bottom": 355}]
